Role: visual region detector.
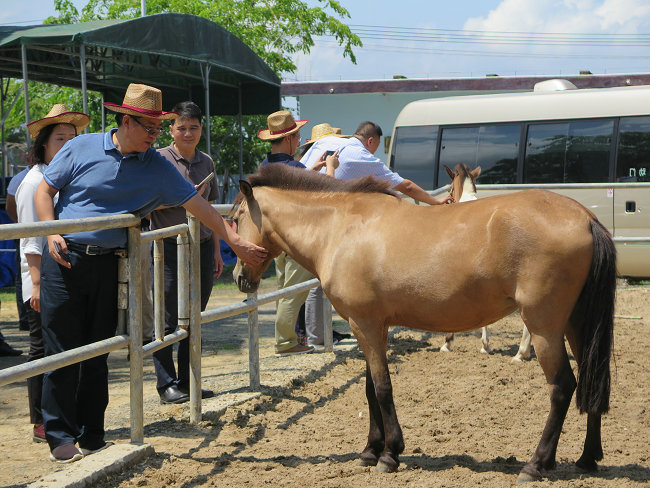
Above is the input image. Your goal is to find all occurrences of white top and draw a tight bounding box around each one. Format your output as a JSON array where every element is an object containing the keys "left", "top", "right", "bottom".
[
  {"left": 15, "top": 164, "right": 57, "bottom": 301},
  {"left": 302, "top": 136, "right": 403, "bottom": 187}
]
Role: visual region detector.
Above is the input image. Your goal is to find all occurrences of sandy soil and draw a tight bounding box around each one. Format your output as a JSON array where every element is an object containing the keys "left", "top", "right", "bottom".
[{"left": 1, "top": 282, "right": 649, "bottom": 487}]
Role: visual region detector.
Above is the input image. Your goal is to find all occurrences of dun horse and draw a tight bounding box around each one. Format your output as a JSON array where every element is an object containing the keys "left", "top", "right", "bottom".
[
  {"left": 232, "top": 164, "right": 615, "bottom": 483},
  {"left": 441, "top": 163, "right": 533, "bottom": 361}
]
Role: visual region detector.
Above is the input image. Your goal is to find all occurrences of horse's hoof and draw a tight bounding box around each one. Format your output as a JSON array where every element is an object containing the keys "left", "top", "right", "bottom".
[
  {"left": 375, "top": 459, "right": 398, "bottom": 473},
  {"left": 511, "top": 354, "right": 524, "bottom": 363},
  {"left": 576, "top": 456, "right": 598, "bottom": 472},
  {"left": 516, "top": 467, "right": 542, "bottom": 484},
  {"left": 480, "top": 347, "right": 492, "bottom": 354},
  {"left": 440, "top": 344, "right": 452, "bottom": 353},
  {"left": 358, "top": 456, "right": 378, "bottom": 467}
]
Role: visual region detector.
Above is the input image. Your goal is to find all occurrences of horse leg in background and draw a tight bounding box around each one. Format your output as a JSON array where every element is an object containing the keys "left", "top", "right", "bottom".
[
  {"left": 517, "top": 329, "right": 576, "bottom": 483},
  {"left": 480, "top": 326, "right": 491, "bottom": 354},
  {"left": 350, "top": 318, "right": 404, "bottom": 472},
  {"left": 440, "top": 333, "right": 454, "bottom": 352},
  {"left": 512, "top": 325, "right": 532, "bottom": 362}
]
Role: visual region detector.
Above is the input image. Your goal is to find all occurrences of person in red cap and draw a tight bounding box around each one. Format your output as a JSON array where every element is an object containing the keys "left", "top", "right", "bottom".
[{"left": 34, "top": 84, "right": 267, "bottom": 463}]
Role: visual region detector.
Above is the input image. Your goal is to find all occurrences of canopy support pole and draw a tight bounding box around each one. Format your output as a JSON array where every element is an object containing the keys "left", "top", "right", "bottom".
[
  {"left": 1, "top": 84, "right": 24, "bottom": 186},
  {"left": 201, "top": 64, "right": 211, "bottom": 156},
  {"left": 80, "top": 44, "right": 88, "bottom": 133},
  {"left": 101, "top": 93, "right": 105, "bottom": 132},
  {"left": 21, "top": 44, "right": 30, "bottom": 146},
  {"left": 238, "top": 85, "right": 243, "bottom": 181}
]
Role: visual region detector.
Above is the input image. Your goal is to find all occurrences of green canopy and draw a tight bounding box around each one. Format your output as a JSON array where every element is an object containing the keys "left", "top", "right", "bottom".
[{"left": 0, "top": 13, "right": 281, "bottom": 115}]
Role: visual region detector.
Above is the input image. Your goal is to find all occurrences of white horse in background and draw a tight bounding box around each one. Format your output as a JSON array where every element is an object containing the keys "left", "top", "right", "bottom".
[{"left": 439, "top": 164, "right": 532, "bottom": 362}]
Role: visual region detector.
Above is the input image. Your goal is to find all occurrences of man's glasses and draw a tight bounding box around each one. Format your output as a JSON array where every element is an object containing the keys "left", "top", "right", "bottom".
[{"left": 131, "top": 116, "right": 163, "bottom": 136}]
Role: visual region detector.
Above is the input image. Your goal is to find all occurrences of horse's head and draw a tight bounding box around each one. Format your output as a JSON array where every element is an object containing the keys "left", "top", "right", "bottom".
[
  {"left": 445, "top": 164, "right": 481, "bottom": 202},
  {"left": 231, "top": 180, "right": 280, "bottom": 293}
]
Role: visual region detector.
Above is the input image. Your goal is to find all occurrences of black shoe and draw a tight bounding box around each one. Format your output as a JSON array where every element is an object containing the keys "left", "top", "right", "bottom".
[
  {"left": 332, "top": 330, "right": 351, "bottom": 342},
  {"left": 0, "top": 341, "right": 22, "bottom": 357},
  {"left": 159, "top": 385, "right": 189, "bottom": 404},
  {"left": 178, "top": 385, "right": 215, "bottom": 399}
]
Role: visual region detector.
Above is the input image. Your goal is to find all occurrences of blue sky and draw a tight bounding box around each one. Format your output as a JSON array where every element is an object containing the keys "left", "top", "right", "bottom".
[{"left": 4, "top": 0, "right": 650, "bottom": 81}]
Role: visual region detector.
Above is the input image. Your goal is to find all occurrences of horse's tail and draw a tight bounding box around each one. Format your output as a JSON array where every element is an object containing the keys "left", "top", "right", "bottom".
[{"left": 573, "top": 218, "right": 616, "bottom": 415}]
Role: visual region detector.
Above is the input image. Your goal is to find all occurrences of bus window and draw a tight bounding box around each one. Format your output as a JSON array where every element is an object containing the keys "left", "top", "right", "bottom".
[
  {"left": 617, "top": 116, "right": 650, "bottom": 182},
  {"left": 438, "top": 124, "right": 519, "bottom": 185},
  {"left": 390, "top": 125, "right": 437, "bottom": 189},
  {"left": 524, "top": 120, "right": 613, "bottom": 183}
]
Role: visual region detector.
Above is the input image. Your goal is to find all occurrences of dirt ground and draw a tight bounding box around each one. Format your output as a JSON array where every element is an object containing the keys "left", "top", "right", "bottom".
[{"left": 1, "top": 281, "right": 649, "bottom": 487}]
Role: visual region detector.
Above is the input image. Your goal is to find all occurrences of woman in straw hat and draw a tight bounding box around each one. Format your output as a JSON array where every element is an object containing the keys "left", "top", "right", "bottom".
[{"left": 15, "top": 104, "right": 89, "bottom": 446}]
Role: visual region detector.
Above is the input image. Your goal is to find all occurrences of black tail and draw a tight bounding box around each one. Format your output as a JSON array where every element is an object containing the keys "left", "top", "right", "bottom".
[{"left": 574, "top": 219, "right": 616, "bottom": 415}]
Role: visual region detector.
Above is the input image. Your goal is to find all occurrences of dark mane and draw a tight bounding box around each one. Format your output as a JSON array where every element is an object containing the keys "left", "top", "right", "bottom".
[
  {"left": 454, "top": 163, "right": 477, "bottom": 191},
  {"left": 247, "top": 163, "right": 399, "bottom": 197}
]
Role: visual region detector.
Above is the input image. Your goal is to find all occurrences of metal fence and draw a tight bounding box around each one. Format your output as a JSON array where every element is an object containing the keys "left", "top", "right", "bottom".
[{"left": 0, "top": 208, "right": 332, "bottom": 443}]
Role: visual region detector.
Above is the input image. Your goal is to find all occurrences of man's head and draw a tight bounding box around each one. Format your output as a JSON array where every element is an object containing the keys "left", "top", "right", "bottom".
[
  {"left": 104, "top": 83, "right": 178, "bottom": 153},
  {"left": 169, "top": 101, "right": 203, "bottom": 154},
  {"left": 257, "top": 110, "right": 307, "bottom": 156},
  {"left": 354, "top": 121, "right": 383, "bottom": 154}
]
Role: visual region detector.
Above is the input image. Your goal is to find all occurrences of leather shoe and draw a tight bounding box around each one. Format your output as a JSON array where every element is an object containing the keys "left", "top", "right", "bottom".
[
  {"left": 178, "top": 385, "right": 215, "bottom": 399},
  {"left": 159, "top": 385, "right": 189, "bottom": 404},
  {"left": 0, "top": 340, "right": 22, "bottom": 357}
]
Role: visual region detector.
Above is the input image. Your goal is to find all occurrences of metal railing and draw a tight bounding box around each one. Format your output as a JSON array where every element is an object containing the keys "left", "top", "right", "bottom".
[{"left": 0, "top": 207, "right": 333, "bottom": 442}]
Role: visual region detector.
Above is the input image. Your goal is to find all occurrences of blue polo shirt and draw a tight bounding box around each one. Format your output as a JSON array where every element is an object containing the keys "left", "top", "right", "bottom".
[
  {"left": 260, "top": 152, "right": 306, "bottom": 168},
  {"left": 44, "top": 129, "right": 197, "bottom": 248}
]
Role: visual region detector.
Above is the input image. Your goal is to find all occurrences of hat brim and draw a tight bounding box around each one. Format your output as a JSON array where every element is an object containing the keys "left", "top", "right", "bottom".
[
  {"left": 103, "top": 102, "right": 179, "bottom": 120},
  {"left": 27, "top": 112, "right": 91, "bottom": 140},
  {"left": 298, "top": 132, "right": 351, "bottom": 149},
  {"left": 257, "top": 119, "right": 308, "bottom": 141}
]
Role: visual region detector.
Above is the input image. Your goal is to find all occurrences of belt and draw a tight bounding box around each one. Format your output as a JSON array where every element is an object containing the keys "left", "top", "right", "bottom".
[{"left": 66, "top": 241, "right": 119, "bottom": 256}]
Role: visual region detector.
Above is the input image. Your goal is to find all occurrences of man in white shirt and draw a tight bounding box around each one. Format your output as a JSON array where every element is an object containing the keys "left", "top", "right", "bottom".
[{"left": 301, "top": 121, "right": 452, "bottom": 206}]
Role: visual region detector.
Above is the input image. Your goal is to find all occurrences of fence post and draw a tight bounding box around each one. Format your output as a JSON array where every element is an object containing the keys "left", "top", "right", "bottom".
[
  {"left": 153, "top": 239, "right": 165, "bottom": 341},
  {"left": 186, "top": 214, "right": 202, "bottom": 423},
  {"left": 116, "top": 252, "right": 128, "bottom": 335},
  {"left": 127, "top": 226, "right": 144, "bottom": 443},
  {"left": 247, "top": 291, "right": 260, "bottom": 390}
]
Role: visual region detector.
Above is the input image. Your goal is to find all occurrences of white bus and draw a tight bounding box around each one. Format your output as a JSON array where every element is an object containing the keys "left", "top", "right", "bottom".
[{"left": 388, "top": 80, "right": 650, "bottom": 277}]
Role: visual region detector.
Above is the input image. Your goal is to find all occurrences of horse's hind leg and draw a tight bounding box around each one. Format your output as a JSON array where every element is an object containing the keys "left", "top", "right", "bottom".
[
  {"left": 518, "top": 332, "right": 576, "bottom": 483},
  {"left": 565, "top": 329, "right": 603, "bottom": 471},
  {"left": 440, "top": 333, "right": 454, "bottom": 352},
  {"left": 480, "top": 326, "right": 491, "bottom": 354},
  {"left": 512, "top": 325, "right": 532, "bottom": 362},
  {"left": 351, "top": 318, "right": 404, "bottom": 472}
]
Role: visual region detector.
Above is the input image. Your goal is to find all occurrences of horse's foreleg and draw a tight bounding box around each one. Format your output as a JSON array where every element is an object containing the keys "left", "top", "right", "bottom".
[
  {"left": 518, "top": 335, "right": 576, "bottom": 483},
  {"left": 480, "top": 326, "right": 491, "bottom": 354},
  {"left": 352, "top": 319, "right": 404, "bottom": 473},
  {"left": 359, "top": 364, "right": 384, "bottom": 467},
  {"left": 512, "top": 325, "right": 532, "bottom": 362},
  {"left": 440, "top": 333, "right": 454, "bottom": 352}
]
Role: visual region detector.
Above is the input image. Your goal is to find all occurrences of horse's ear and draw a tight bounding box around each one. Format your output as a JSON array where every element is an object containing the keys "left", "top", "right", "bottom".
[
  {"left": 239, "top": 180, "right": 254, "bottom": 201},
  {"left": 444, "top": 165, "right": 454, "bottom": 179},
  {"left": 471, "top": 166, "right": 482, "bottom": 180}
]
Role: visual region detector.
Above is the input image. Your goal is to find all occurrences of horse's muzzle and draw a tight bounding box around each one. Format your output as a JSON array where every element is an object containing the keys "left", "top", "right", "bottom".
[{"left": 235, "top": 274, "right": 259, "bottom": 293}]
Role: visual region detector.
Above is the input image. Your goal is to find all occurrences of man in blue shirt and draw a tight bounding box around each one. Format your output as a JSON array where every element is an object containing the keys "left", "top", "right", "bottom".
[{"left": 33, "top": 84, "right": 267, "bottom": 464}]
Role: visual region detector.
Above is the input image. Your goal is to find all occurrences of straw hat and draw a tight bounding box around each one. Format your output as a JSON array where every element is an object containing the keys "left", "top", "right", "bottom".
[
  {"left": 103, "top": 83, "right": 178, "bottom": 119},
  {"left": 257, "top": 110, "right": 307, "bottom": 141},
  {"left": 299, "top": 122, "right": 350, "bottom": 148},
  {"left": 27, "top": 104, "right": 90, "bottom": 140}
]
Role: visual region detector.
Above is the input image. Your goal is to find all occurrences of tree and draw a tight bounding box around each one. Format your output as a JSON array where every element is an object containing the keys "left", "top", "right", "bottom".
[{"left": 35, "top": 0, "right": 362, "bottom": 178}]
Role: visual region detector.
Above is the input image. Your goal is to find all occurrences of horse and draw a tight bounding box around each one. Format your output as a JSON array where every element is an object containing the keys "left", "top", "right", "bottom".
[
  {"left": 231, "top": 163, "right": 615, "bottom": 483},
  {"left": 440, "top": 163, "right": 532, "bottom": 362}
]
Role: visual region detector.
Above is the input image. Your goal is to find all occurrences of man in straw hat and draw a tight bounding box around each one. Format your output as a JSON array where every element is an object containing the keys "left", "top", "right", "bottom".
[
  {"left": 34, "top": 83, "right": 267, "bottom": 463},
  {"left": 257, "top": 111, "right": 339, "bottom": 357}
]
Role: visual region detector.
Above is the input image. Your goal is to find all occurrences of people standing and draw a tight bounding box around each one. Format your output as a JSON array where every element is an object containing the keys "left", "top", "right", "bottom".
[
  {"left": 15, "top": 104, "right": 90, "bottom": 443},
  {"left": 150, "top": 101, "right": 220, "bottom": 404},
  {"left": 34, "top": 83, "right": 266, "bottom": 464},
  {"left": 257, "top": 112, "right": 338, "bottom": 357}
]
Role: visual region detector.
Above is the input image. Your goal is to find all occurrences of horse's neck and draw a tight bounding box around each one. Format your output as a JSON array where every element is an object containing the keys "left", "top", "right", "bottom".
[
  {"left": 459, "top": 178, "right": 478, "bottom": 202},
  {"left": 259, "top": 189, "right": 337, "bottom": 275}
]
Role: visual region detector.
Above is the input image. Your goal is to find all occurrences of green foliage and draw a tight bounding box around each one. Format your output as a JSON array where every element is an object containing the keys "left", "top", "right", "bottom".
[{"left": 7, "top": 0, "right": 360, "bottom": 178}]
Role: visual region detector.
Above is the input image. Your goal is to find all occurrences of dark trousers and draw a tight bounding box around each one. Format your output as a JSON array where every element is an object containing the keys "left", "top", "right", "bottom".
[
  {"left": 25, "top": 300, "right": 44, "bottom": 424},
  {"left": 40, "top": 246, "right": 118, "bottom": 450},
  {"left": 152, "top": 237, "right": 215, "bottom": 391}
]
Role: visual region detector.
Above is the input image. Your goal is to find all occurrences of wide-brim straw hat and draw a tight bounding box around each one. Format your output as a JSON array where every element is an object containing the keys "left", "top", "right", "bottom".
[
  {"left": 299, "top": 122, "right": 350, "bottom": 149},
  {"left": 103, "top": 83, "right": 178, "bottom": 119},
  {"left": 257, "top": 110, "right": 307, "bottom": 141},
  {"left": 27, "top": 104, "right": 90, "bottom": 140}
]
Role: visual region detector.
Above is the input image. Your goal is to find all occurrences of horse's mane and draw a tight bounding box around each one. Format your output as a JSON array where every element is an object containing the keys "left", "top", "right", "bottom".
[
  {"left": 244, "top": 163, "right": 399, "bottom": 197},
  {"left": 454, "top": 163, "right": 478, "bottom": 191}
]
